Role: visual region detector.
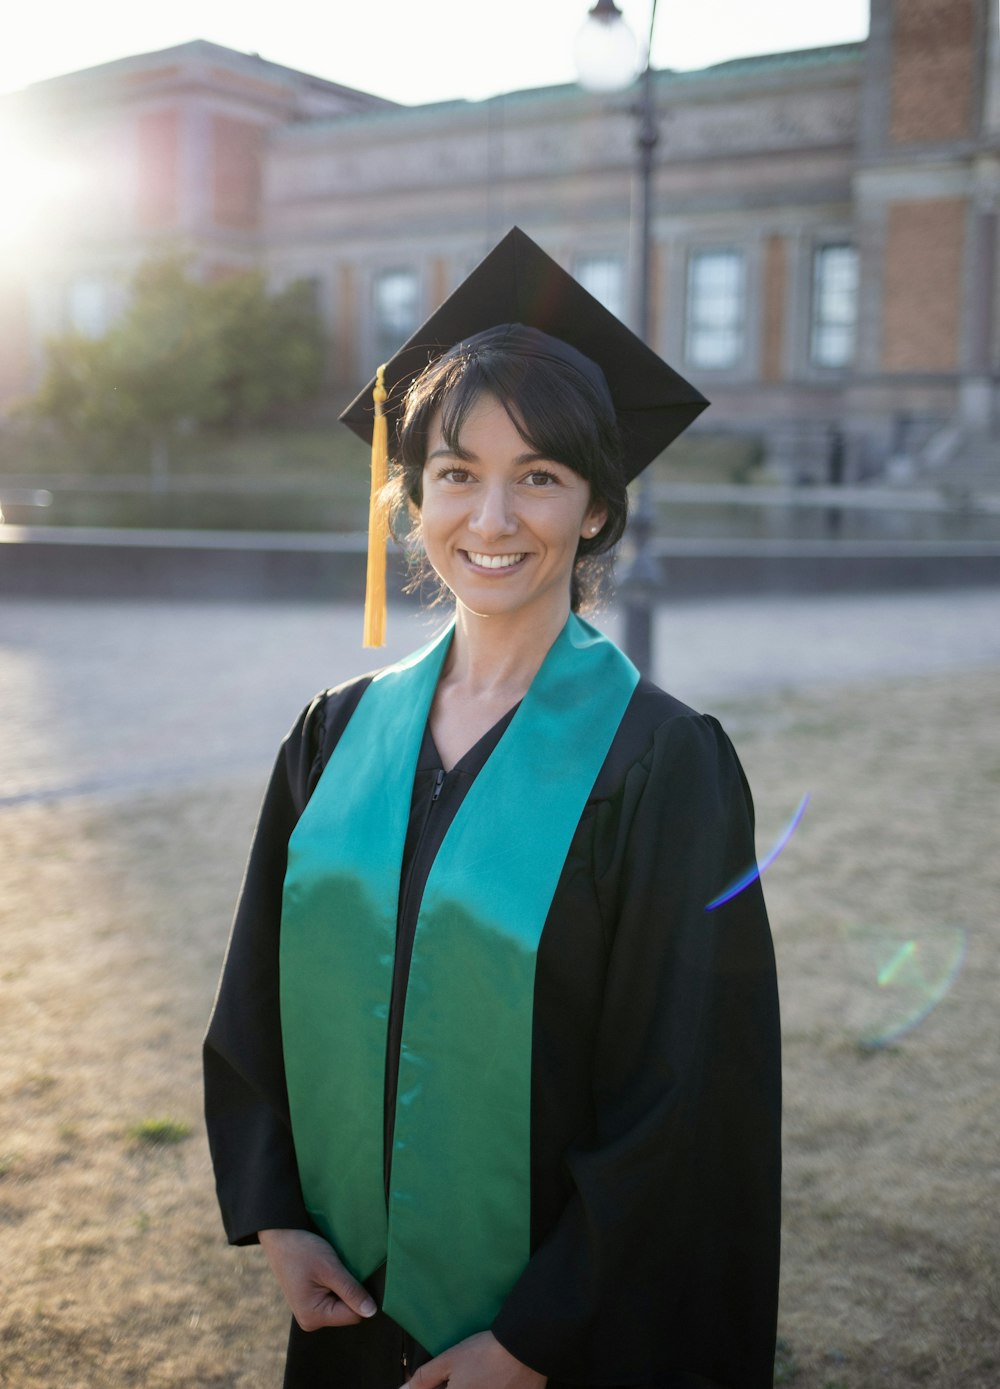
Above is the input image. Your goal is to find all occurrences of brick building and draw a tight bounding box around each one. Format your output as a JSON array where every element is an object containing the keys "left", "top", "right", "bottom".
[
  {"left": 2, "top": 0, "right": 998, "bottom": 479},
  {"left": 0, "top": 43, "right": 396, "bottom": 413}
]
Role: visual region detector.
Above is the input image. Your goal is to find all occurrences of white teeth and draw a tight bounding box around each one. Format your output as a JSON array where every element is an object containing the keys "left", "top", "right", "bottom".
[{"left": 467, "top": 551, "right": 525, "bottom": 570}]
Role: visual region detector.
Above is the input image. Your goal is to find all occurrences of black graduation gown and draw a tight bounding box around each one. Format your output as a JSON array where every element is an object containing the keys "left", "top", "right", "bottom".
[{"left": 203, "top": 672, "right": 781, "bottom": 1389}]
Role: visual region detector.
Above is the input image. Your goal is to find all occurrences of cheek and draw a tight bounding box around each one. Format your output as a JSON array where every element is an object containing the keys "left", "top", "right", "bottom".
[{"left": 413, "top": 492, "right": 458, "bottom": 551}]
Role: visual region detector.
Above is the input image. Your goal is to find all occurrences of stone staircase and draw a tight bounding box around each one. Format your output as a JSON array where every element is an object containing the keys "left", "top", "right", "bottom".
[{"left": 912, "top": 426, "right": 1000, "bottom": 500}]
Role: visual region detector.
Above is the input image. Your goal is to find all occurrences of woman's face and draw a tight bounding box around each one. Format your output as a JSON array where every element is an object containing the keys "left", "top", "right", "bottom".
[{"left": 419, "top": 392, "right": 606, "bottom": 628}]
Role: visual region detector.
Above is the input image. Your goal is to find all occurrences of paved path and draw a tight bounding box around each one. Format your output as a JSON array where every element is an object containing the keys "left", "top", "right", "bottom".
[{"left": 1, "top": 589, "right": 998, "bottom": 806}]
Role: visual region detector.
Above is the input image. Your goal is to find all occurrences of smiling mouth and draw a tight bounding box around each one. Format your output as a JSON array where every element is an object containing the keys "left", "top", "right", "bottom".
[{"left": 464, "top": 550, "right": 527, "bottom": 570}]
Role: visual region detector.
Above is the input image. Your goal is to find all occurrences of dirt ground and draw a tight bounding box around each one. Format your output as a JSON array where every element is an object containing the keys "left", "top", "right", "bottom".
[{"left": 1, "top": 666, "right": 997, "bottom": 1387}]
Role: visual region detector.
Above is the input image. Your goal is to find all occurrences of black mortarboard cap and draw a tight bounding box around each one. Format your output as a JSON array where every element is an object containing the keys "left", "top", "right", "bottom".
[{"left": 340, "top": 226, "right": 708, "bottom": 485}]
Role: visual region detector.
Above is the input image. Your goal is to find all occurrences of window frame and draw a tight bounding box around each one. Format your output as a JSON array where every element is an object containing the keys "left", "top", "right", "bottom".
[
  {"left": 809, "top": 242, "right": 859, "bottom": 371},
  {"left": 684, "top": 247, "right": 748, "bottom": 372},
  {"left": 574, "top": 253, "right": 627, "bottom": 321},
  {"left": 372, "top": 267, "right": 421, "bottom": 365},
  {"left": 67, "top": 277, "right": 113, "bottom": 339}
]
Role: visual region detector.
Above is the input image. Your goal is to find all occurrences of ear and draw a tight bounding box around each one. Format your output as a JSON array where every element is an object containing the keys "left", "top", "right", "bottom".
[{"left": 581, "top": 500, "right": 608, "bottom": 539}]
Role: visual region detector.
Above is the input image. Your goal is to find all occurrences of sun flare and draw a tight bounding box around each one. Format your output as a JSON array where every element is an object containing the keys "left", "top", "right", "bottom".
[{"left": 0, "top": 119, "right": 87, "bottom": 258}]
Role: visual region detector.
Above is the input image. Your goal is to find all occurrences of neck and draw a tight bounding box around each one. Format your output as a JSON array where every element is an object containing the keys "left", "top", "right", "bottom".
[{"left": 443, "top": 599, "right": 573, "bottom": 699}]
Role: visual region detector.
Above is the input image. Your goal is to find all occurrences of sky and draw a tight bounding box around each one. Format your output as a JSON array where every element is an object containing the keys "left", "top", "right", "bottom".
[{"left": 2, "top": 0, "right": 870, "bottom": 106}]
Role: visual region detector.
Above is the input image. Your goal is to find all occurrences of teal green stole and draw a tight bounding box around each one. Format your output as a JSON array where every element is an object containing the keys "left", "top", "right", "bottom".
[{"left": 279, "top": 614, "right": 638, "bottom": 1354}]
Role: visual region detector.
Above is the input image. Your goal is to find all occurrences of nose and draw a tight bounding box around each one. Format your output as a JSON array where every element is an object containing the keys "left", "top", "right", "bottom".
[{"left": 469, "top": 481, "right": 517, "bottom": 541}]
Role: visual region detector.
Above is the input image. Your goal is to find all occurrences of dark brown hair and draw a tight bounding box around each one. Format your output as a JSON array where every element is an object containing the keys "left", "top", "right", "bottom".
[{"left": 387, "top": 325, "right": 629, "bottom": 612}]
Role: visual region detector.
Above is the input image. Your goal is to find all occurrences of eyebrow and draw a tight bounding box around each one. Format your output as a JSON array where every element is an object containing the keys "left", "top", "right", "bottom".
[{"left": 426, "top": 445, "right": 556, "bottom": 466}]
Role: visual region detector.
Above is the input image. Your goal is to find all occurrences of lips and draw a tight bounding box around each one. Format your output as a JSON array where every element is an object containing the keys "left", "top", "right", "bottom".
[{"left": 464, "top": 551, "right": 526, "bottom": 570}]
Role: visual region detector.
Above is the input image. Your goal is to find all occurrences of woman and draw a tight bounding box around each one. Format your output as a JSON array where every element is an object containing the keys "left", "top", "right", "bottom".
[{"left": 204, "top": 229, "right": 781, "bottom": 1389}]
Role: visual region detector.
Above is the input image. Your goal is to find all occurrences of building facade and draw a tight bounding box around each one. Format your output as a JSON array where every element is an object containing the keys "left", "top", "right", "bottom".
[
  {"left": 0, "top": 41, "right": 396, "bottom": 411},
  {"left": 2, "top": 0, "right": 999, "bottom": 480}
]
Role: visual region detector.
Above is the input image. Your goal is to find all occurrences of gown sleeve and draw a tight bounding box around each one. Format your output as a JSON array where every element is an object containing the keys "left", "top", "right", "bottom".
[
  {"left": 202, "top": 695, "right": 329, "bottom": 1245},
  {"left": 491, "top": 712, "right": 782, "bottom": 1389}
]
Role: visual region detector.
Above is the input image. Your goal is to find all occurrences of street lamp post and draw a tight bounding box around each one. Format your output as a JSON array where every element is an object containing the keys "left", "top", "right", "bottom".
[{"left": 576, "top": 0, "right": 661, "bottom": 676}]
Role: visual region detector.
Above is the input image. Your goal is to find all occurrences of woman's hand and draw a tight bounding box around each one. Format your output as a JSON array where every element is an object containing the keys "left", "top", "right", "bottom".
[
  {"left": 258, "top": 1227, "right": 377, "bottom": 1331},
  {"left": 401, "top": 1330, "right": 546, "bottom": 1388}
]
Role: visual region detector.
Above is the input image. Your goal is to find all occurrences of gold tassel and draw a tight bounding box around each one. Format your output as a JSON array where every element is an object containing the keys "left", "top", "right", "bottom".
[{"left": 362, "top": 365, "right": 389, "bottom": 647}]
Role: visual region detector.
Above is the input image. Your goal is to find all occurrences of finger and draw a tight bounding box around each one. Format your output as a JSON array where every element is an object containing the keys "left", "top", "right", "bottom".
[
  {"left": 402, "top": 1351, "right": 451, "bottom": 1389},
  {"left": 317, "top": 1299, "right": 363, "bottom": 1328},
  {"left": 296, "top": 1288, "right": 366, "bottom": 1332},
  {"left": 316, "top": 1254, "right": 378, "bottom": 1319}
]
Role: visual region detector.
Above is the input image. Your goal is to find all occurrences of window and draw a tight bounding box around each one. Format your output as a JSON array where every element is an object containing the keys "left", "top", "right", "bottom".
[
  {"left": 575, "top": 255, "right": 625, "bottom": 320},
  {"left": 685, "top": 250, "right": 746, "bottom": 369},
  {"left": 811, "top": 244, "right": 858, "bottom": 369},
  {"left": 373, "top": 270, "right": 419, "bottom": 364},
  {"left": 136, "top": 109, "right": 179, "bottom": 229},
  {"left": 212, "top": 115, "right": 263, "bottom": 231},
  {"left": 67, "top": 278, "right": 111, "bottom": 338}
]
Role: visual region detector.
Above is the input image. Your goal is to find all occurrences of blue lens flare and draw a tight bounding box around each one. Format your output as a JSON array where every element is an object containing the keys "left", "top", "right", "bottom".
[
  {"left": 876, "top": 940, "right": 917, "bottom": 988},
  {"left": 841, "top": 923, "right": 967, "bottom": 1049},
  {"left": 705, "top": 791, "right": 810, "bottom": 911}
]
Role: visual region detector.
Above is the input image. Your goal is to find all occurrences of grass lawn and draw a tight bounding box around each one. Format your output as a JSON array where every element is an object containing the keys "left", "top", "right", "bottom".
[{"left": 1, "top": 667, "right": 995, "bottom": 1386}]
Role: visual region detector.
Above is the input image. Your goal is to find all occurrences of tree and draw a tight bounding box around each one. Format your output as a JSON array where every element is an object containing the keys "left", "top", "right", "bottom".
[
  {"left": 25, "top": 257, "right": 326, "bottom": 482},
  {"left": 208, "top": 272, "right": 325, "bottom": 431}
]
